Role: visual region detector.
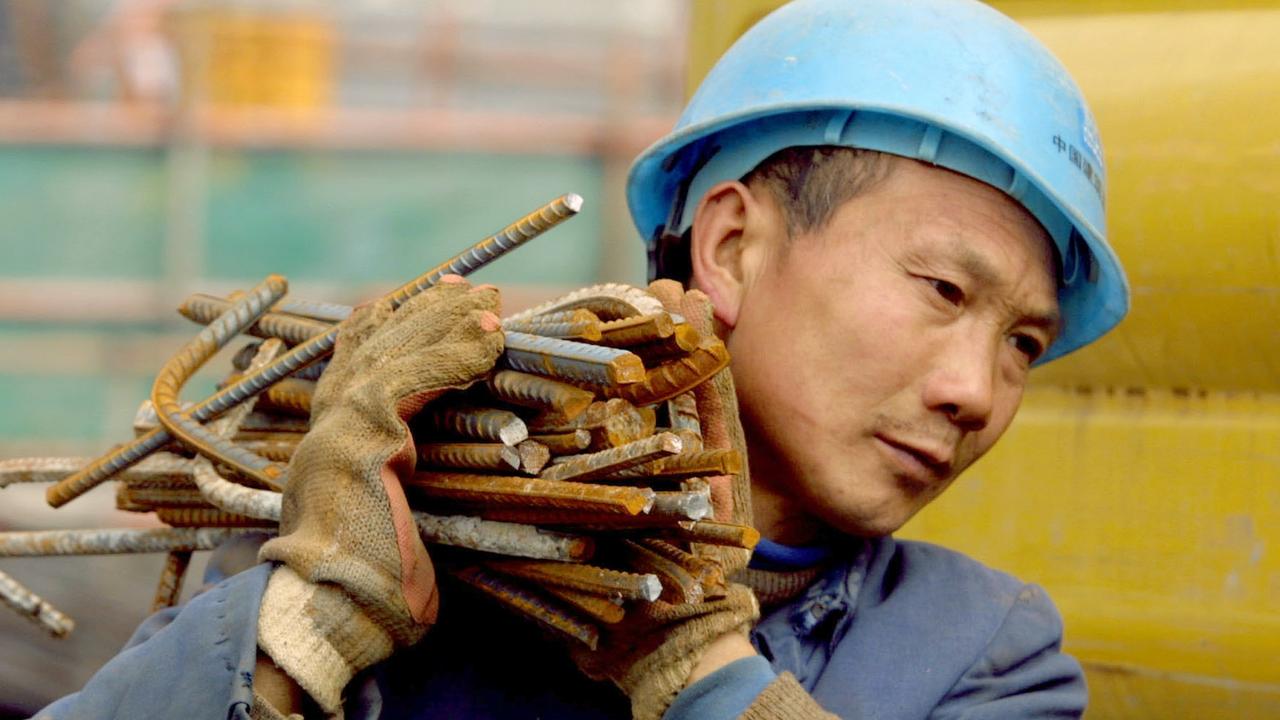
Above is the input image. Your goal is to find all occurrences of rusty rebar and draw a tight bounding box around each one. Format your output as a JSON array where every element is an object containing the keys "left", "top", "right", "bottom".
[
  {"left": 179, "top": 293, "right": 332, "bottom": 346},
  {"left": 487, "top": 370, "right": 595, "bottom": 420},
  {"left": 539, "top": 432, "right": 683, "bottom": 483},
  {"left": 423, "top": 406, "right": 529, "bottom": 446},
  {"left": 636, "top": 538, "right": 726, "bottom": 597},
  {"left": 404, "top": 472, "right": 654, "bottom": 515},
  {"left": 502, "top": 332, "right": 645, "bottom": 387},
  {"left": 191, "top": 461, "right": 282, "bottom": 522},
  {"left": 659, "top": 520, "right": 760, "bottom": 549},
  {"left": 595, "top": 313, "right": 677, "bottom": 347},
  {"left": 528, "top": 430, "right": 591, "bottom": 455},
  {"left": 46, "top": 193, "right": 582, "bottom": 508},
  {"left": 0, "top": 455, "right": 184, "bottom": 489},
  {"left": 505, "top": 283, "right": 665, "bottom": 324},
  {"left": 0, "top": 569, "right": 75, "bottom": 638},
  {"left": 650, "top": 486, "right": 713, "bottom": 521},
  {"left": 627, "top": 324, "right": 704, "bottom": 365},
  {"left": 604, "top": 448, "right": 743, "bottom": 481},
  {"left": 501, "top": 309, "right": 603, "bottom": 342},
  {"left": 451, "top": 565, "right": 599, "bottom": 650},
  {"left": 413, "top": 512, "right": 593, "bottom": 562},
  {"left": 666, "top": 393, "right": 702, "bottom": 440},
  {"left": 152, "top": 276, "right": 288, "bottom": 492},
  {"left": 154, "top": 507, "right": 278, "bottom": 528},
  {"left": 276, "top": 298, "right": 353, "bottom": 323},
  {"left": 484, "top": 559, "right": 662, "bottom": 602},
  {"left": 255, "top": 378, "right": 315, "bottom": 417},
  {"left": 598, "top": 338, "right": 731, "bottom": 406},
  {"left": 417, "top": 442, "right": 521, "bottom": 473},
  {"left": 623, "top": 539, "right": 703, "bottom": 604},
  {"left": 516, "top": 440, "right": 551, "bottom": 475},
  {"left": 528, "top": 399, "right": 651, "bottom": 450},
  {"left": 151, "top": 550, "right": 193, "bottom": 611},
  {"left": 118, "top": 485, "right": 210, "bottom": 509},
  {"left": 0, "top": 527, "right": 263, "bottom": 556},
  {"left": 462, "top": 506, "right": 684, "bottom": 528},
  {"left": 540, "top": 584, "right": 625, "bottom": 624}
]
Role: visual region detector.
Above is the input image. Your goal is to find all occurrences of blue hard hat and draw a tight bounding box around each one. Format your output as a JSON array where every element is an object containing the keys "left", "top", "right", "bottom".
[{"left": 627, "top": 0, "right": 1129, "bottom": 363}]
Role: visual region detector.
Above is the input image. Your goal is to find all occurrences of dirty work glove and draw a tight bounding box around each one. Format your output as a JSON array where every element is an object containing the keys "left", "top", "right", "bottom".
[
  {"left": 256, "top": 278, "right": 503, "bottom": 714},
  {"left": 571, "top": 280, "right": 759, "bottom": 720}
]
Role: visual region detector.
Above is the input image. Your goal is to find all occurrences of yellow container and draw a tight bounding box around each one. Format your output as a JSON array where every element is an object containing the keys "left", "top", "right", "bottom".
[{"left": 170, "top": 6, "right": 334, "bottom": 110}]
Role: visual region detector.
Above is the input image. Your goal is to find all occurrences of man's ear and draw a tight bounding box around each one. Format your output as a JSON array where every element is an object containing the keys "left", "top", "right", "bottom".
[{"left": 688, "top": 180, "right": 775, "bottom": 329}]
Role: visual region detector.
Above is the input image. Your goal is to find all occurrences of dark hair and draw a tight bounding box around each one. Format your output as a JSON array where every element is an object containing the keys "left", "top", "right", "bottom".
[{"left": 651, "top": 146, "right": 895, "bottom": 282}]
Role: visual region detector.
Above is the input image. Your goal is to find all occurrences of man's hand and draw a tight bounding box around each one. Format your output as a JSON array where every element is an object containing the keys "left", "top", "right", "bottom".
[
  {"left": 569, "top": 280, "right": 762, "bottom": 720},
  {"left": 255, "top": 277, "right": 503, "bottom": 714}
]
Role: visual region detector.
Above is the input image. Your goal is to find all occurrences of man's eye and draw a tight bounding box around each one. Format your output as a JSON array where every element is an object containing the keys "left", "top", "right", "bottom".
[
  {"left": 1010, "top": 334, "right": 1044, "bottom": 363},
  {"left": 929, "top": 278, "right": 964, "bottom": 305}
]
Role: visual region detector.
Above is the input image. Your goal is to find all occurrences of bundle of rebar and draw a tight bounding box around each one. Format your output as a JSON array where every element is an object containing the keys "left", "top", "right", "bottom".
[{"left": 0, "top": 192, "right": 759, "bottom": 650}]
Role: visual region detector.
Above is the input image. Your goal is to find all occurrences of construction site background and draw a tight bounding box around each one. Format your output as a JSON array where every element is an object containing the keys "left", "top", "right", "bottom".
[
  {"left": 2, "top": 1, "right": 1278, "bottom": 718},
  {"left": 0, "top": 0, "right": 684, "bottom": 713}
]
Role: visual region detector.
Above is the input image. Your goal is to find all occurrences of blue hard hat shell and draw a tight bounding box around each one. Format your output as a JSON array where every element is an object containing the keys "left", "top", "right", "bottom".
[{"left": 627, "top": 0, "right": 1129, "bottom": 362}]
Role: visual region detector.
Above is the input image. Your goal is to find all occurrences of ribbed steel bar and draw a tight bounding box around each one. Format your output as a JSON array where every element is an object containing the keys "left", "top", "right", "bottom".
[
  {"left": 154, "top": 507, "right": 277, "bottom": 528},
  {"left": 1, "top": 455, "right": 191, "bottom": 489},
  {"left": 423, "top": 406, "right": 529, "bottom": 446},
  {"left": 637, "top": 538, "right": 727, "bottom": 599},
  {"left": 599, "top": 338, "right": 731, "bottom": 406},
  {"left": 540, "top": 584, "right": 626, "bottom": 624},
  {"left": 504, "top": 283, "right": 664, "bottom": 324},
  {"left": 153, "top": 275, "right": 288, "bottom": 491},
  {"left": 516, "top": 440, "right": 551, "bottom": 475},
  {"left": 502, "top": 332, "right": 645, "bottom": 386},
  {"left": 179, "top": 293, "right": 332, "bottom": 346},
  {"left": 501, "top": 309, "right": 603, "bottom": 342},
  {"left": 650, "top": 487, "right": 713, "bottom": 521},
  {"left": 191, "top": 337, "right": 287, "bottom": 523},
  {"left": 452, "top": 566, "right": 599, "bottom": 650},
  {"left": 484, "top": 559, "right": 662, "bottom": 602},
  {"left": 151, "top": 550, "right": 193, "bottom": 611},
  {"left": 623, "top": 539, "right": 703, "bottom": 604},
  {"left": 540, "top": 432, "right": 683, "bottom": 483},
  {"left": 413, "top": 512, "right": 593, "bottom": 561},
  {"left": 276, "top": 299, "right": 353, "bottom": 323},
  {"left": 659, "top": 520, "right": 760, "bottom": 549},
  {"left": 595, "top": 313, "right": 677, "bottom": 347},
  {"left": 487, "top": 370, "right": 596, "bottom": 420},
  {"left": 46, "top": 193, "right": 581, "bottom": 508},
  {"left": 417, "top": 442, "right": 521, "bottom": 472},
  {"left": 383, "top": 192, "right": 582, "bottom": 308},
  {"left": 528, "top": 430, "right": 591, "bottom": 455},
  {"left": 0, "top": 569, "right": 75, "bottom": 638},
  {"left": 404, "top": 472, "right": 654, "bottom": 515},
  {"left": 0, "top": 527, "right": 261, "bottom": 556}
]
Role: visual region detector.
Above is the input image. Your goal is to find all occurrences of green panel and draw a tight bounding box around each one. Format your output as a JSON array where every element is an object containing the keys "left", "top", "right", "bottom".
[
  {"left": 0, "top": 374, "right": 113, "bottom": 439},
  {"left": 0, "top": 146, "right": 166, "bottom": 279},
  {"left": 205, "top": 150, "right": 604, "bottom": 287}
]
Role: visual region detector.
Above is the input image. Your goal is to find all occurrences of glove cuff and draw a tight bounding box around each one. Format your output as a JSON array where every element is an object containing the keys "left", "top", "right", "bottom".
[{"left": 258, "top": 565, "right": 395, "bottom": 716}]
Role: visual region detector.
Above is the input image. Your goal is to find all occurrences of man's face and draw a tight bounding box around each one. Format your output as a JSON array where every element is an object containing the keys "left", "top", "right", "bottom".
[{"left": 720, "top": 158, "right": 1060, "bottom": 541}]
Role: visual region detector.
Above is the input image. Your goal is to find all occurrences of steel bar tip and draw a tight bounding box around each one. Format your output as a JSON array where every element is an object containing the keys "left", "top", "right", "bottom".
[{"left": 44, "top": 193, "right": 583, "bottom": 508}]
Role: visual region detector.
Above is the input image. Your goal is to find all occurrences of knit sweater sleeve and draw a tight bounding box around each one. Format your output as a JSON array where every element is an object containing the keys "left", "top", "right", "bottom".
[{"left": 739, "top": 672, "right": 842, "bottom": 720}]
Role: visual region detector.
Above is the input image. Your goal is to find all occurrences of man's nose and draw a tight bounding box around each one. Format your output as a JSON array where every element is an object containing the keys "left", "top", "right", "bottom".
[{"left": 921, "top": 337, "right": 997, "bottom": 431}]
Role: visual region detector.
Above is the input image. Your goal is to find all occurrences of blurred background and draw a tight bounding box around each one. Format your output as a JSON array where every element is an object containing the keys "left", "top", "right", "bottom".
[{"left": 0, "top": 0, "right": 1277, "bottom": 717}]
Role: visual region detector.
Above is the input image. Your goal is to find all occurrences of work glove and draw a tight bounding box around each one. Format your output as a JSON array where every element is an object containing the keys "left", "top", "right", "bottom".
[
  {"left": 572, "top": 279, "right": 759, "bottom": 720},
  {"left": 256, "top": 277, "right": 503, "bottom": 715}
]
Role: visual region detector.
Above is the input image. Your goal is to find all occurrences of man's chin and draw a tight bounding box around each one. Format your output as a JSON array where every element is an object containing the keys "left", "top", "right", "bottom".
[{"left": 815, "top": 503, "right": 917, "bottom": 538}]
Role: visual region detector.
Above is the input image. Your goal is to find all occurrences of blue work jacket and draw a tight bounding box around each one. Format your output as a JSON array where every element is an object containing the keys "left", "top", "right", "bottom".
[{"left": 35, "top": 536, "right": 1086, "bottom": 719}]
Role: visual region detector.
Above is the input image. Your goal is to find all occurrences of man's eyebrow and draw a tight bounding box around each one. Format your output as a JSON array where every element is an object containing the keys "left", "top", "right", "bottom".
[{"left": 948, "top": 242, "right": 1062, "bottom": 335}]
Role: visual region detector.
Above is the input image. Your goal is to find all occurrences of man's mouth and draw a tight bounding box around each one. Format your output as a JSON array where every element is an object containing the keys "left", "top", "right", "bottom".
[{"left": 873, "top": 434, "right": 954, "bottom": 485}]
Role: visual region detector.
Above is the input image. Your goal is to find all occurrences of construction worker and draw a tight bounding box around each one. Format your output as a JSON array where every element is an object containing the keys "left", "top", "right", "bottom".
[{"left": 34, "top": 0, "right": 1128, "bottom": 718}]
